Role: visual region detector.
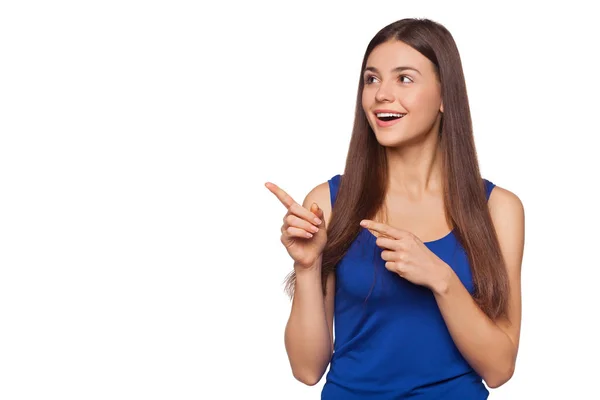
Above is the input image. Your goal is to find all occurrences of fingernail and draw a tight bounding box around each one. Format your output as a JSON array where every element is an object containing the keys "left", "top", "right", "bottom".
[{"left": 314, "top": 217, "right": 322, "bottom": 225}]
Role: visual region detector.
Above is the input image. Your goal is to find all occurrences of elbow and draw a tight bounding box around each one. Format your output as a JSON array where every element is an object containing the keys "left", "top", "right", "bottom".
[
  {"left": 484, "top": 362, "right": 515, "bottom": 389},
  {"left": 292, "top": 370, "right": 323, "bottom": 386},
  {"left": 290, "top": 361, "right": 329, "bottom": 386},
  {"left": 287, "top": 348, "right": 332, "bottom": 386}
]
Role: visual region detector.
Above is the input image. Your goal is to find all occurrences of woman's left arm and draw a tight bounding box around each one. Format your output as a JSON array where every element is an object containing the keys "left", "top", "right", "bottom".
[{"left": 433, "top": 186, "right": 525, "bottom": 389}]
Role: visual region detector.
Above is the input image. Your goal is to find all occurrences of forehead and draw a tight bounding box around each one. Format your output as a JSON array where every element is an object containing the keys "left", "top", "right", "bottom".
[{"left": 365, "top": 40, "right": 434, "bottom": 74}]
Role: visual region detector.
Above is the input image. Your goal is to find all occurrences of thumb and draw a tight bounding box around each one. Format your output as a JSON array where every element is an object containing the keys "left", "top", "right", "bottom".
[{"left": 311, "top": 202, "right": 324, "bottom": 219}]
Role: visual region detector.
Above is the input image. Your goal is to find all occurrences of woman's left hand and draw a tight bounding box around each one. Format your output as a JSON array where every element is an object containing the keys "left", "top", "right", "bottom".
[{"left": 360, "top": 219, "right": 452, "bottom": 294}]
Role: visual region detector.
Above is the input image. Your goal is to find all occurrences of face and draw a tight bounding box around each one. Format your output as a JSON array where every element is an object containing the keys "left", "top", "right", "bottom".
[{"left": 362, "top": 40, "right": 443, "bottom": 147}]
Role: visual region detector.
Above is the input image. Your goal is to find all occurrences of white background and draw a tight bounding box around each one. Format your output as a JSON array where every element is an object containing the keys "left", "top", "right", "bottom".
[{"left": 1, "top": 1, "right": 599, "bottom": 399}]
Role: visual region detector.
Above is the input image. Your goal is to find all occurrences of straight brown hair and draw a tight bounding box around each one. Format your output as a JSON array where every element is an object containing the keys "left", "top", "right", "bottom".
[{"left": 285, "top": 18, "right": 509, "bottom": 320}]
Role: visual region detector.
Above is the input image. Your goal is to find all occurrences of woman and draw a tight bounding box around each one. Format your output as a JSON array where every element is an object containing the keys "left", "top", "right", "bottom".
[{"left": 265, "top": 18, "right": 524, "bottom": 399}]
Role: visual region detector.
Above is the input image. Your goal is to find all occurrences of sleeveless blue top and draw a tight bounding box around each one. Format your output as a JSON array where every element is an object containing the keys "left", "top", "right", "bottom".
[{"left": 321, "top": 174, "right": 496, "bottom": 399}]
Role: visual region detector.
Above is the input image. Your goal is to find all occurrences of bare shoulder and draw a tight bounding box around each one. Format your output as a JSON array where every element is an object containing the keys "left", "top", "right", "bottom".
[
  {"left": 487, "top": 184, "right": 525, "bottom": 223},
  {"left": 301, "top": 180, "right": 333, "bottom": 227},
  {"left": 487, "top": 184, "right": 525, "bottom": 271}
]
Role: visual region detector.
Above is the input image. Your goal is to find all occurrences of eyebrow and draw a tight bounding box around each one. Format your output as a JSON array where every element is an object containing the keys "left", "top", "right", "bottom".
[{"left": 364, "top": 66, "right": 422, "bottom": 76}]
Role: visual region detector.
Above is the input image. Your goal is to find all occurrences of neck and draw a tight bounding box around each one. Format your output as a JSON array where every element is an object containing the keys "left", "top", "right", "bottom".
[{"left": 385, "top": 119, "right": 444, "bottom": 199}]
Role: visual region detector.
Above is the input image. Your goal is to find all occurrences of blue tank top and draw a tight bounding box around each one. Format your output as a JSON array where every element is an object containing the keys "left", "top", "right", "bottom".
[{"left": 321, "top": 174, "right": 496, "bottom": 399}]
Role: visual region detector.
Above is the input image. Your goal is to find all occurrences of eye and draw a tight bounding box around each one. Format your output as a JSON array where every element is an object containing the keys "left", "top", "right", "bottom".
[
  {"left": 364, "top": 74, "right": 379, "bottom": 85},
  {"left": 399, "top": 75, "right": 413, "bottom": 84}
]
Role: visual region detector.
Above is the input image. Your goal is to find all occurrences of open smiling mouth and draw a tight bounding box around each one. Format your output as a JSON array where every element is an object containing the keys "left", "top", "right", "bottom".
[
  {"left": 375, "top": 112, "right": 406, "bottom": 127},
  {"left": 376, "top": 112, "right": 406, "bottom": 121}
]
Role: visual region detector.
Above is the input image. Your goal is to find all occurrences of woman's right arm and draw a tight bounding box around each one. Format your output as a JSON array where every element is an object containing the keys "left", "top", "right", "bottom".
[{"left": 283, "top": 182, "right": 335, "bottom": 386}]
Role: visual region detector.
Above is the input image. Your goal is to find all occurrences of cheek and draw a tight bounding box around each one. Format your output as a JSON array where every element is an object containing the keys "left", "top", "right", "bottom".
[
  {"left": 408, "top": 90, "right": 441, "bottom": 119},
  {"left": 361, "top": 90, "right": 370, "bottom": 112}
]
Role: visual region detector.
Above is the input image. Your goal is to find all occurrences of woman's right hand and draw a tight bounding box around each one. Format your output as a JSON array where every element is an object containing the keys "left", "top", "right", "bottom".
[{"left": 265, "top": 182, "right": 328, "bottom": 270}]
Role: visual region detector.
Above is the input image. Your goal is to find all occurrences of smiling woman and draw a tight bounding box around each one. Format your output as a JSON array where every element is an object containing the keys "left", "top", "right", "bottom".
[{"left": 266, "top": 17, "right": 525, "bottom": 400}]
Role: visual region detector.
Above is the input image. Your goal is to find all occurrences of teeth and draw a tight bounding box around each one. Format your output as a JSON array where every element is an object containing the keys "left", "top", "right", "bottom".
[{"left": 376, "top": 112, "right": 405, "bottom": 118}]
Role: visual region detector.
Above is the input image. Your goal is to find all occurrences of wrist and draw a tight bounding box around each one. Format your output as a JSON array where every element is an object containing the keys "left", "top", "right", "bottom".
[
  {"left": 294, "top": 255, "right": 323, "bottom": 273},
  {"left": 432, "top": 262, "right": 454, "bottom": 296}
]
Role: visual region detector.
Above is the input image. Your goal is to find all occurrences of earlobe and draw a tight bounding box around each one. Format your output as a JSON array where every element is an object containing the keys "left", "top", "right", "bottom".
[{"left": 440, "top": 103, "right": 444, "bottom": 113}]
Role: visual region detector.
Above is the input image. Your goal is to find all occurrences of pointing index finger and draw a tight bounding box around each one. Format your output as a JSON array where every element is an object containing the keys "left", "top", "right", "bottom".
[
  {"left": 360, "top": 220, "right": 403, "bottom": 239},
  {"left": 265, "top": 182, "right": 298, "bottom": 209},
  {"left": 266, "top": 182, "right": 322, "bottom": 225}
]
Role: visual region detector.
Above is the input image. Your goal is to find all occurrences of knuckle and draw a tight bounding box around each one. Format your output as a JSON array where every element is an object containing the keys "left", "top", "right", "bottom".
[{"left": 289, "top": 202, "right": 299, "bottom": 215}]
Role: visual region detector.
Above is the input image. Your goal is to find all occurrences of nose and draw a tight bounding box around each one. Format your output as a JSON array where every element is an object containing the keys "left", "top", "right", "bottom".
[{"left": 375, "top": 81, "right": 395, "bottom": 103}]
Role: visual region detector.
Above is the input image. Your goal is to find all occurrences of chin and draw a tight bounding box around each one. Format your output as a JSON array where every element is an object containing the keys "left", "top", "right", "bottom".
[
  {"left": 376, "top": 137, "right": 404, "bottom": 148},
  {"left": 374, "top": 125, "right": 432, "bottom": 147},
  {"left": 373, "top": 129, "right": 406, "bottom": 146}
]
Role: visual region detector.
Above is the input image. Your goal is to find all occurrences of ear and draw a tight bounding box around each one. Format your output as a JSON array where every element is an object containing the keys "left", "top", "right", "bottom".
[{"left": 440, "top": 102, "right": 444, "bottom": 113}]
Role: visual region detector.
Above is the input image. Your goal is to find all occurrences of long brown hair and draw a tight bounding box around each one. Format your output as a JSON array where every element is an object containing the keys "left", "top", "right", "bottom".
[{"left": 285, "top": 18, "right": 509, "bottom": 320}]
